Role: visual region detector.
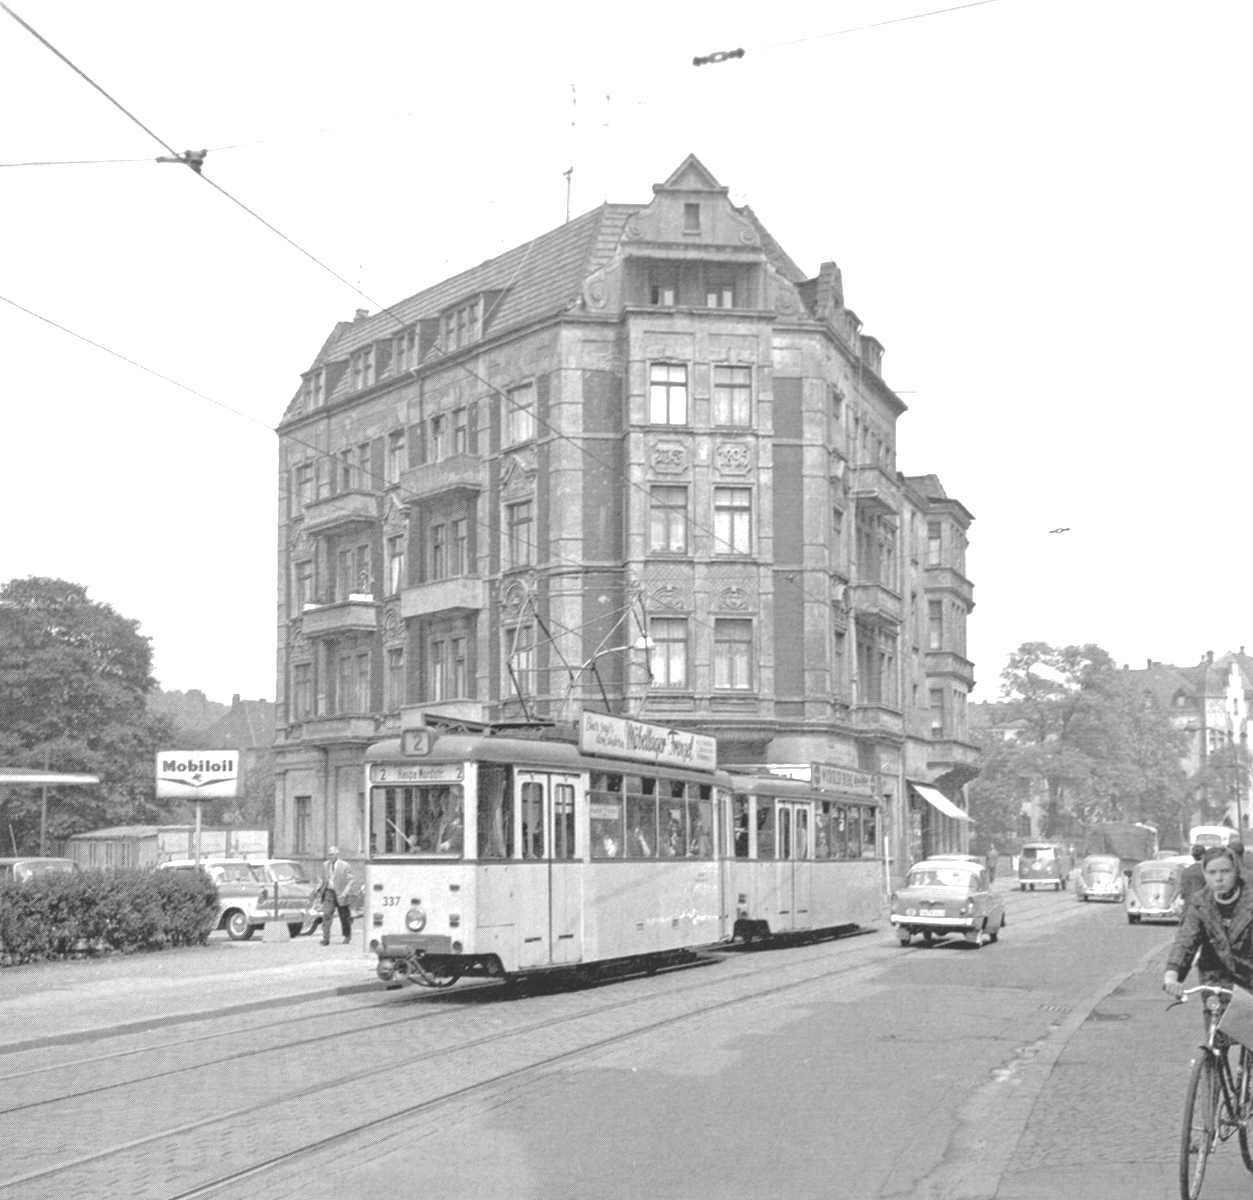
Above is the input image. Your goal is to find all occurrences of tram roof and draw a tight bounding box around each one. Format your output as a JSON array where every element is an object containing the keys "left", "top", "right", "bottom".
[
  {"left": 723, "top": 768, "right": 881, "bottom": 805},
  {"left": 365, "top": 734, "right": 729, "bottom": 782}
]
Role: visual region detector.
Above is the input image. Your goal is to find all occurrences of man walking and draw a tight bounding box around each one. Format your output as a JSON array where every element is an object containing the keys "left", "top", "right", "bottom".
[{"left": 318, "top": 846, "right": 354, "bottom": 945}]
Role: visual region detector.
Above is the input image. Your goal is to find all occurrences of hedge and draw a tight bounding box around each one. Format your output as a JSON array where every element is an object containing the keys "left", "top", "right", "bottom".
[{"left": 0, "top": 867, "right": 219, "bottom": 966}]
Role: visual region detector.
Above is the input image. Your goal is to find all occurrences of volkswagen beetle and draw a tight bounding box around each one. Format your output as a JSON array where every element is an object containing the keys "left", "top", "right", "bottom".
[
  {"left": 1125, "top": 855, "right": 1192, "bottom": 924},
  {"left": 1075, "top": 853, "right": 1125, "bottom": 903}
]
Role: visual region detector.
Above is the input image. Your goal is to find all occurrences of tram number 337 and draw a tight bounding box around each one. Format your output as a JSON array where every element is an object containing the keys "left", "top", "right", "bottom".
[{"left": 381, "top": 895, "right": 402, "bottom": 907}]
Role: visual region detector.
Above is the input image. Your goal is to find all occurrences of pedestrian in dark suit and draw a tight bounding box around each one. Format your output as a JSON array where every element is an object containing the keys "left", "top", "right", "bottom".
[
  {"left": 1180, "top": 844, "right": 1207, "bottom": 904},
  {"left": 318, "top": 846, "right": 354, "bottom": 945}
]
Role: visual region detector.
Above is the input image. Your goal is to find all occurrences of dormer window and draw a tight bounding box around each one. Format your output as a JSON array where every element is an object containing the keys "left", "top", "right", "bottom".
[
  {"left": 393, "top": 329, "right": 416, "bottom": 374},
  {"left": 683, "top": 203, "right": 701, "bottom": 234},
  {"left": 303, "top": 368, "right": 325, "bottom": 411},
  {"left": 649, "top": 267, "right": 678, "bottom": 306},
  {"left": 443, "top": 298, "right": 480, "bottom": 351},
  {"left": 351, "top": 346, "right": 374, "bottom": 390}
]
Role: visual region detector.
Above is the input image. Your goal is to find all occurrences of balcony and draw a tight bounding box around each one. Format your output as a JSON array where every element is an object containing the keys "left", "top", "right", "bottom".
[
  {"left": 848, "top": 581, "right": 902, "bottom": 624},
  {"left": 400, "top": 576, "right": 487, "bottom": 619},
  {"left": 924, "top": 563, "right": 975, "bottom": 608},
  {"left": 926, "top": 737, "right": 980, "bottom": 772},
  {"left": 295, "top": 715, "right": 380, "bottom": 743},
  {"left": 924, "top": 649, "right": 975, "bottom": 685},
  {"left": 852, "top": 704, "right": 904, "bottom": 737},
  {"left": 849, "top": 464, "right": 898, "bottom": 514},
  {"left": 400, "top": 453, "right": 484, "bottom": 500},
  {"left": 302, "top": 489, "right": 377, "bottom": 535},
  {"left": 301, "top": 596, "right": 378, "bottom": 638}
]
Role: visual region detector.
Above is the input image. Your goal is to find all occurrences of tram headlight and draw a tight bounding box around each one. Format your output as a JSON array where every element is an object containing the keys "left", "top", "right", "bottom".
[{"left": 405, "top": 906, "right": 427, "bottom": 933}]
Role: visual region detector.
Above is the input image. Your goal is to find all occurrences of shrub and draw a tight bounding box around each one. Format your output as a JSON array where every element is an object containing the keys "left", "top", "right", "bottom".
[{"left": 0, "top": 868, "right": 218, "bottom": 965}]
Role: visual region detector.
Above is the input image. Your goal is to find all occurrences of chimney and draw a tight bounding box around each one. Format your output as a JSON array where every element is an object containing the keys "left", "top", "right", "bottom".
[
  {"left": 1208, "top": 650, "right": 1215, "bottom": 663},
  {"left": 815, "top": 261, "right": 844, "bottom": 316},
  {"left": 354, "top": 308, "right": 369, "bottom": 321},
  {"left": 232, "top": 693, "right": 241, "bottom": 707}
]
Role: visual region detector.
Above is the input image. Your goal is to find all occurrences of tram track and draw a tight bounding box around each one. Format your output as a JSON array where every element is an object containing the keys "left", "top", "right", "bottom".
[{"left": 0, "top": 892, "right": 1091, "bottom": 1199}]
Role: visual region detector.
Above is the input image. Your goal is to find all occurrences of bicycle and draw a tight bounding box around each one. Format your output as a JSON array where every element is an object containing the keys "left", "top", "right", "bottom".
[{"left": 1168, "top": 984, "right": 1253, "bottom": 1198}]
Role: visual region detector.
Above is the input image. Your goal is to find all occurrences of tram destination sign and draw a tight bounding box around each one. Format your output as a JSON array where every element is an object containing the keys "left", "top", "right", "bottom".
[
  {"left": 579, "top": 713, "right": 717, "bottom": 771},
  {"left": 154, "top": 750, "right": 239, "bottom": 800},
  {"left": 811, "top": 762, "right": 877, "bottom": 797}
]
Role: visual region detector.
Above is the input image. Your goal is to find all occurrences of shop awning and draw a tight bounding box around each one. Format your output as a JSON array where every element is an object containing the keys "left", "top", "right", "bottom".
[{"left": 909, "top": 781, "right": 972, "bottom": 822}]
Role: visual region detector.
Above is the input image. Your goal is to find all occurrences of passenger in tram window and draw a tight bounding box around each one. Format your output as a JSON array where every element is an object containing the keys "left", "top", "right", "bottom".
[
  {"left": 814, "top": 807, "right": 831, "bottom": 859},
  {"left": 757, "top": 804, "right": 776, "bottom": 859},
  {"left": 630, "top": 823, "right": 653, "bottom": 857},
  {"left": 689, "top": 817, "right": 712, "bottom": 858},
  {"left": 600, "top": 833, "right": 619, "bottom": 857},
  {"left": 732, "top": 795, "right": 750, "bottom": 858}
]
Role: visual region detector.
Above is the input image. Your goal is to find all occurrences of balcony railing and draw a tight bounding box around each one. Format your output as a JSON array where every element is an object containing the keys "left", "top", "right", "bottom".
[
  {"left": 849, "top": 464, "right": 898, "bottom": 514},
  {"left": 851, "top": 703, "right": 904, "bottom": 736},
  {"left": 400, "top": 576, "right": 487, "bottom": 619},
  {"left": 400, "top": 453, "right": 484, "bottom": 500},
  {"left": 848, "top": 580, "right": 902, "bottom": 623},
  {"left": 302, "top": 490, "right": 377, "bottom": 535},
  {"left": 301, "top": 596, "right": 378, "bottom": 637},
  {"left": 294, "top": 715, "right": 380, "bottom": 743},
  {"left": 924, "top": 649, "right": 975, "bottom": 685},
  {"left": 923, "top": 563, "right": 975, "bottom": 607}
]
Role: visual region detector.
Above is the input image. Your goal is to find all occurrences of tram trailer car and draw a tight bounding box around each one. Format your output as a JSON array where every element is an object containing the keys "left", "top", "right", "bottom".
[
  {"left": 365, "top": 722, "right": 729, "bottom": 988},
  {"left": 723, "top": 771, "right": 884, "bottom": 941},
  {"left": 365, "top": 718, "right": 887, "bottom": 989}
]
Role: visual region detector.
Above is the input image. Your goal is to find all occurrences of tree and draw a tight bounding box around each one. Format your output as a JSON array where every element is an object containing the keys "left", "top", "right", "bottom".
[
  {"left": 974, "top": 641, "right": 1188, "bottom": 842},
  {"left": 0, "top": 577, "right": 172, "bottom": 850}
]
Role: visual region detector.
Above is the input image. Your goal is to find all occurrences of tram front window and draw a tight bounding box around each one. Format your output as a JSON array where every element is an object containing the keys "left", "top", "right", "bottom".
[{"left": 380, "top": 785, "right": 464, "bottom": 856}]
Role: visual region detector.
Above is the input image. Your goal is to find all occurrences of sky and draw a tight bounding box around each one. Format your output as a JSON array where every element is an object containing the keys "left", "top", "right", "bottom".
[{"left": 1, "top": 0, "right": 1250, "bottom": 704}]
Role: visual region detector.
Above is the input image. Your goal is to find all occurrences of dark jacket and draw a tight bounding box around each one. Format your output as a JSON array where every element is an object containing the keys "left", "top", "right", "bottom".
[
  {"left": 1179, "top": 862, "right": 1207, "bottom": 903},
  {"left": 1166, "top": 884, "right": 1253, "bottom": 989}
]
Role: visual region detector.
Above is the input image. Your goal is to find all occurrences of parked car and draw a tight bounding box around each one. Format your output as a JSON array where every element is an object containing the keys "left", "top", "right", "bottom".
[
  {"left": 890, "top": 858, "right": 1006, "bottom": 948},
  {"left": 157, "top": 858, "right": 307, "bottom": 940},
  {"left": 1075, "top": 854, "right": 1126, "bottom": 902},
  {"left": 0, "top": 857, "right": 81, "bottom": 884},
  {"left": 1018, "top": 842, "right": 1073, "bottom": 891},
  {"left": 1125, "top": 855, "right": 1192, "bottom": 924}
]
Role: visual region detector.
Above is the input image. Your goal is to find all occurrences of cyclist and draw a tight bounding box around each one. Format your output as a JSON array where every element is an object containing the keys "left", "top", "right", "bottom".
[{"left": 1163, "top": 845, "right": 1253, "bottom": 1000}]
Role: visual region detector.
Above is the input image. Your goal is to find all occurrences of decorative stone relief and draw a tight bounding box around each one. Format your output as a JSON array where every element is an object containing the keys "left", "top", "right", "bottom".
[
  {"left": 289, "top": 523, "right": 310, "bottom": 557},
  {"left": 716, "top": 586, "right": 752, "bottom": 612},
  {"left": 382, "top": 606, "right": 402, "bottom": 641},
  {"left": 651, "top": 585, "right": 687, "bottom": 611},
  {"left": 383, "top": 493, "right": 409, "bottom": 530},
  {"left": 501, "top": 579, "right": 531, "bottom": 618},
  {"left": 288, "top": 626, "right": 309, "bottom": 659},
  {"left": 714, "top": 443, "right": 751, "bottom": 475},
  {"left": 500, "top": 451, "right": 537, "bottom": 496},
  {"left": 623, "top": 221, "right": 643, "bottom": 240},
  {"left": 650, "top": 441, "right": 689, "bottom": 475}
]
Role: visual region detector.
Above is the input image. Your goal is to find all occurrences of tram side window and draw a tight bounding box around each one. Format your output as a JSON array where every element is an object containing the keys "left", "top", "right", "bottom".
[
  {"left": 590, "top": 772, "right": 624, "bottom": 858},
  {"left": 845, "top": 806, "right": 863, "bottom": 858},
  {"left": 732, "top": 794, "right": 750, "bottom": 858},
  {"left": 477, "top": 765, "right": 514, "bottom": 859},
  {"left": 815, "top": 804, "right": 831, "bottom": 859},
  {"left": 757, "top": 802, "right": 776, "bottom": 859},
  {"left": 861, "top": 806, "right": 878, "bottom": 858},
  {"left": 688, "top": 784, "right": 713, "bottom": 857},
  {"left": 521, "top": 781, "right": 544, "bottom": 859},
  {"left": 626, "top": 776, "right": 657, "bottom": 858},
  {"left": 660, "top": 780, "right": 686, "bottom": 857},
  {"left": 831, "top": 805, "right": 849, "bottom": 858}
]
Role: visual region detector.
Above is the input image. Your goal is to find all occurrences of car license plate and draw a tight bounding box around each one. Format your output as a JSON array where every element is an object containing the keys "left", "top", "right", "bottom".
[{"left": 921, "top": 907, "right": 946, "bottom": 917}]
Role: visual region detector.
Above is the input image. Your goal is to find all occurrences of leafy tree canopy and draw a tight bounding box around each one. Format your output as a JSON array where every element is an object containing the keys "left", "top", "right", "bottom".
[
  {"left": 0, "top": 577, "right": 173, "bottom": 850},
  {"left": 970, "top": 641, "right": 1189, "bottom": 844}
]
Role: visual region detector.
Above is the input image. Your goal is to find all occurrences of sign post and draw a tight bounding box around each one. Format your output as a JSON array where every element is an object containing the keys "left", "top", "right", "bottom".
[{"left": 154, "top": 751, "right": 240, "bottom": 864}]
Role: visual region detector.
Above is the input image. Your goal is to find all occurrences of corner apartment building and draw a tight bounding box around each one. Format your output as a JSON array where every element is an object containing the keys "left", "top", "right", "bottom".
[{"left": 273, "top": 155, "right": 977, "bottom": 874}]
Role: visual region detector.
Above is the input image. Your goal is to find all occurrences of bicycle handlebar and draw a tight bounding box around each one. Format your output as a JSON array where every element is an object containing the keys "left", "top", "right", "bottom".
[{"left": 1167, "top": 983, "right": 1234, "bottom": 1011}]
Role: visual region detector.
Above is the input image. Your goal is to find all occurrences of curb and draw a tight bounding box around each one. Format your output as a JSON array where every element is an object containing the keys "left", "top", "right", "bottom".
[{"left": 0, "top": 979, "right": 381, "bottom": 1057}]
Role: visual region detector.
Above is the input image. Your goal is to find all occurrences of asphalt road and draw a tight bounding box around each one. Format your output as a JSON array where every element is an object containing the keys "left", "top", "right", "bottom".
[{"left": 0, "top": 884, "right": 1238, "bottom": 1200}]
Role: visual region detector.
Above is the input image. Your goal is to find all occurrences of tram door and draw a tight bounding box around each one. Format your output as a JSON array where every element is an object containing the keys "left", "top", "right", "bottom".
[
  {"left": 517, "top": 772, "right": 582, "bottom": 967},
  {"left": 775, "top": 801, "right": 813, "bottom": 931}
]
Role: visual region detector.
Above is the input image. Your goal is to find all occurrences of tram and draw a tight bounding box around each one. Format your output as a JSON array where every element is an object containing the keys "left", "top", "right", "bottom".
[{"left": 364, "top": 714, "right": 885, "bottom": 989}]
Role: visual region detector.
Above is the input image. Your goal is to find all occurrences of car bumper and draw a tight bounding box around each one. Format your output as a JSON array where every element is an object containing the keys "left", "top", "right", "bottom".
[{"left": 890, "top": 914, "right": 978, "bottom": 931}]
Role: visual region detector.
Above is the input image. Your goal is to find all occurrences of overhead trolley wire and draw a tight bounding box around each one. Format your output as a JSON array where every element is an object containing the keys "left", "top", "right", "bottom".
[{"left": 1, "top": 1, "right": 889, "bottom": 686}]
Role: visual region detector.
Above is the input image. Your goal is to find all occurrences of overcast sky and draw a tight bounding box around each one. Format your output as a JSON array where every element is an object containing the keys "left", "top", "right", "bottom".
[{"left": 2, "top": 0, "right": 1249, "bottom": 704}]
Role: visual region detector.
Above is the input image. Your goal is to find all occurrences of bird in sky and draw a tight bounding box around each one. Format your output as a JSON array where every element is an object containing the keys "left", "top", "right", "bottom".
[{"left": 1048, "top": 527, "right": 1071, "bottom": 534}]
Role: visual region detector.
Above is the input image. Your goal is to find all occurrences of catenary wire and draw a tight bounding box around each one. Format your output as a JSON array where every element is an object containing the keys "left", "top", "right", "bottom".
[{"left": 2, "top": 4, "right": 899, "bottom": 690}]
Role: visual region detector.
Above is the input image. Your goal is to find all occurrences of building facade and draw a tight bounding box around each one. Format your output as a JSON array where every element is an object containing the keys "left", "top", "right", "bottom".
[{"left": 273, "top": 156, "right": 977, "bottom": 877}]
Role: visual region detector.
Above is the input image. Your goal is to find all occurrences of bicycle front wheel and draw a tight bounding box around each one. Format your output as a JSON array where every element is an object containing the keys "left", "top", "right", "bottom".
[
  {"left": 1237, "top": 1045, "right": 1253, "bottom": 1172},
  {"left": 1181, "top": 1052, "right": 1219, "bottom": 1200}
]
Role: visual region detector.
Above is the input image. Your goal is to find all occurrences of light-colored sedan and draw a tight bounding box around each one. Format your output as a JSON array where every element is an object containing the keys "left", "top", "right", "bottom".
[
  {"left": 1125, "top": 855, "right": 1192, "bottom": 924},
  {"left": 890, "top": 858, "right": 1006, "bottom": 948},
  {"left": 1075, "top": 854, "right": 1126, "bottom": 903}
]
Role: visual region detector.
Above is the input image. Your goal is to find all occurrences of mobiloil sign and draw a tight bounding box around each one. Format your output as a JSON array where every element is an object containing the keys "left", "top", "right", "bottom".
[{"left": 155, "top": 750, "right": 240, "bottom": 800}]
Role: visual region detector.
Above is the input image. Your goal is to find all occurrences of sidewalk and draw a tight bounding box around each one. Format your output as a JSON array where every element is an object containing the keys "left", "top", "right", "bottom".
[{"left": 0, "top": 929, "right": 379, "bottom": 1054}]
